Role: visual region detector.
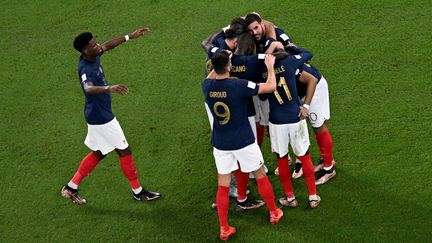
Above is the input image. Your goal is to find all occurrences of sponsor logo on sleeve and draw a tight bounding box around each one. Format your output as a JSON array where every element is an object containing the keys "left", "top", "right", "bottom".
[
  {"left": 247, "top": 81, "right": 257, "bottom": 89},
  {"left": 81, "top": 73, "right": 87, "bottom": 83}
]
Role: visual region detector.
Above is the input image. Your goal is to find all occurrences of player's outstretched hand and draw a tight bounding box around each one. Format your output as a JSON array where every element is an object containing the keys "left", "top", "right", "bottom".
[
  {"left": 264, "top": 54, "right": 276, "bottom": 68},
  {"left": 298, "top": 106, "right": 309, "bottom": 119},
  {"left": 130, "top": 27, "right": 150, "bottom": 39},
  {"left": 109, "top": 84, "right": 129, "bottom": 95}
]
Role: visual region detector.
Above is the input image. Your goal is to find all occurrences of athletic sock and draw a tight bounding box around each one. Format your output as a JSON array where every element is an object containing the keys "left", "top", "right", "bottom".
[
  {"left": 216, "top": 186, "right": 230, "bottom": 228},
  {"left": 70, "top": 152, "right": 102, "bottom": 187},
  {"left": 235, "top": 169, "right": 249, "bottom": 201},
  {"left": 132, "top": 186, "right": 143, "bottom": 195},
  {"left": 119, "top": 154, "right": 141, "bottom": 190},
  {"left": 256, "top": 176, "right": 277, "bottom": 212},
  {"left": 297, "top": 153, "right": 317, "bottom": 195},
  {"left": 315, "top": 128, "right": 334, "bottom": 168},
  {"left": 256, "top": 124, "right": 265, "bottom": 147},
  {"left": 276, "top": 156, "right": 294, "bottom": 198}
]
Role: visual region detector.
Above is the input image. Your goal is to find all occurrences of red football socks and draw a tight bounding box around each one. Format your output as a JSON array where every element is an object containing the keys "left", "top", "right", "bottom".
[
  {"left": 235, "top": 169, "right": 249, "bottom": 201},
  {"left": 216, "top": 185, "right": 230, "bottom": 228},
  {"left": 277, "top": 156, "right": 294, "bottom": 198},
  {"left": 256, "top": 124, "right": 265, "bottom": 147},
  {"left": 297, "top": 153, "right": 317, "bottom": 195},
  {"left": 119, "top": 154, "right": 141, "bottom": 190},
  {"left": 256, "top": 176, "right": 277, "bottom": 212},
  {"left": 315, "top": 128, "right": 334, "bottom": 168},
  {"left": 71, "top": 152, "right": 101, "bottom": 185}
]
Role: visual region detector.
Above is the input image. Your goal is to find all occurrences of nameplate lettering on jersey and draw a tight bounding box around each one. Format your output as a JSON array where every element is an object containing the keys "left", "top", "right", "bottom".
[
  {"left": 209, "top": 91, "right": 227, "bottom": 98},
  {"left": 231, "top": 65, "right": 246, "bottom": 72},
  {"left": 262, "top": 66, "right": 286, "bottom": 79}
]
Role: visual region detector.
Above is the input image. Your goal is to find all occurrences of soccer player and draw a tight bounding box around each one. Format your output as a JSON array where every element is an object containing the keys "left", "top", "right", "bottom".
[
  {"left": 261, "top": 44, "right": 321, "bottom": 208},
  {"left": 61, "top": 28, "right": 160, "bottom": 205},
  {"left": 245, "top": 13, "right": 292, "bottom": 53},
  {"left": 202, "top": 51, "right": 282, "bottom": 240},
  {"left": 288, "top": 62, "right": 337, "bottom": 185}
]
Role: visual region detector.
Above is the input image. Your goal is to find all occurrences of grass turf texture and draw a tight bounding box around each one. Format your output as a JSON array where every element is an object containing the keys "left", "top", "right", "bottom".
[{"left": 1, "top": 0, "right": 431, "bottom": 242}]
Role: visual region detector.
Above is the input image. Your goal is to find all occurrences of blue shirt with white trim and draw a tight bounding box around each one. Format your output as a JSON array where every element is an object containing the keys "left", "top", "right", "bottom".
[
  {"left": 261, "top": 47, "right": 313, "bottom": 124},
  {"left": 78, "top": 55, "right": 115, "bottom": 125},
  {"left": 296, "top": 63, "right": 322, "bottom": 99},
  {"left": 257, "top": 27, "right": 292, "bottom": 53},
  {"left": 202, "top": 78, "right": 259, "bottom": 150}
]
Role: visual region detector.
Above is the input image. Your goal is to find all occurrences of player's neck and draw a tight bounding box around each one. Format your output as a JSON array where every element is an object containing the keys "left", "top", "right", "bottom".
[
  {"left": 215, "top": 72, "right": 230, "bottom": 80},
  {"left": 82, "top": 54, "right": 97, "bottom": 62}
]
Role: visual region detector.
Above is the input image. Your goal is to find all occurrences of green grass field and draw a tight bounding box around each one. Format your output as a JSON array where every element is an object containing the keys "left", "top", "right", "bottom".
[{"left": 1, "top": 0, "right": 431, "bottom": 242}]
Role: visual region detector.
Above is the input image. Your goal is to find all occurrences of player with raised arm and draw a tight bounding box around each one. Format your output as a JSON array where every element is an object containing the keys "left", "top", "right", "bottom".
[
  {"left": 202, "top": 51, "right": 282, "bottom": 240},
  {"left": 61, "top": 28, "right": 160, "bottom": 205},
  {"left": 261, "top": 45, "right": 321, "bottom": 208}
]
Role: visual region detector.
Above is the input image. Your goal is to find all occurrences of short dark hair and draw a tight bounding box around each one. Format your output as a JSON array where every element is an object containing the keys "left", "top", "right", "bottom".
[
  {"left": 235, "top": 33, "right": 256, "bottom": 55},
  {"left": 229, "top": 17, "right": 247, "bottom": 35},
  {"left": 245, "top": 13, "right": 262, "bottom": 26},
  {"left": 224, "top": 28, "right": 238, "bottom": 40},
  {"left": 211, "top": 51, "right": 230, "bottom": 75},
  {"left": 73, "top": 32, "right": 93, "bottom": 52}
]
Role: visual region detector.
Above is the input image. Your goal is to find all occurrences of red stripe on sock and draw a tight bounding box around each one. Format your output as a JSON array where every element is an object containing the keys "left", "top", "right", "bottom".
[
  {"left": 216, "top": 186, "right": 230, "bottom": 228},
  {"left": 119, "top": 154, "right": 141, "bottom": 190},
  {"left": 71, "top": 152, "right": 101, "bottom": 185},
  {"left": 256, "top": 125, "right": 265, "bottom": 147},
  {"left": 277, "top": 157, "right": 294, "bottom": 198},
  {"left": 298, "top": 153, "right": 316, "bottom": 195},
  {"left": 235, "top": 169, "right": 249, "bottom": 201},
  {"left": 315, "top": 128, "right": 334, "bottom": 168},
  {"left": 256, "top": 176, "right": 277, "bottom": 212}
]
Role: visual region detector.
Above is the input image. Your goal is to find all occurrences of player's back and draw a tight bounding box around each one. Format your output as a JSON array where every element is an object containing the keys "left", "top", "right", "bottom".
[{"left": 202, "top": 78, "right": 259, "bottom": 150}]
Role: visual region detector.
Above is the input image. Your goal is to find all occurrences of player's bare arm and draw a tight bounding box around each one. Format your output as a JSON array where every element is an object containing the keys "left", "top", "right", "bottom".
[
  {"left": 298, "top": 71, "right": 318, "bottom": 119},
  {"left": 258, "top": 54, "right": 276, "bottom": 94},
  {"left": 262, "top": 19, "right": 276, "bottom": 40},
  {"left": 83, "top": 81, "right": 129, "bottom": 96},
  {"left": 265, "top": 41, "right": 284, "bottom": 54},
  {"left": 101, "top": 27, "right": 150, "bottom": 52}
]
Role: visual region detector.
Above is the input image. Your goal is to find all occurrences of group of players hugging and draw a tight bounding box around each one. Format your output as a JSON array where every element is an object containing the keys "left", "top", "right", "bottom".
[{"left": 201, "top": 12, "right": 336, "bottom": 240}]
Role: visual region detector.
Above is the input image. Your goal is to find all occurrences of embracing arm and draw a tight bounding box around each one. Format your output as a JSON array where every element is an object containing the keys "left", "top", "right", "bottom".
[
  {"left": 298, "top": 71, "right": 318, "bottom": 119},
  {"left": 262, "top": 19, "right": 276, "bottom": 40},
  {"left": 101, "top": 27, "right": 150, "bottom": 52},
  {"left": 201, "top": 30, "right": 224, "bottom": 52},
  {"left": 258, "top": 55, "right": 277, "bottom": 94}
]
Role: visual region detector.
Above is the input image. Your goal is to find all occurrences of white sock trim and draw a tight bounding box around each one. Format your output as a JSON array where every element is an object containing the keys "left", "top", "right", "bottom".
[
  {"left": 309, "top": 194, "right": 318, "bottom": 201},
  {"left": 133, "top": 186, "right": 143, "bottom": 195},
  {"left": 324, "top": 165, "right": 333, "bottom": 171},
  {"left": 68, "top": 181, "right": 78, "bottom": 190}
]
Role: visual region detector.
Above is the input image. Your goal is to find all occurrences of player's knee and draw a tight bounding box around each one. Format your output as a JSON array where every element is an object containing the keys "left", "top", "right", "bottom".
[
  {"left": 116, "top": 147, "right": 131, "bottom": 157},
  {"left": 253, "top": 166, "right": 266, "bottom": 179},
  {"left": 92, "top": 150, "right": 105, "bottom": 160}
]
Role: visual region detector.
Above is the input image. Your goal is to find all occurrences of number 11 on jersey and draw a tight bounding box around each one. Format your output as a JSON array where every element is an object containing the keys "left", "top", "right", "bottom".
[{"left": 273, "top": 77, "right": 292, "bottom": 104}]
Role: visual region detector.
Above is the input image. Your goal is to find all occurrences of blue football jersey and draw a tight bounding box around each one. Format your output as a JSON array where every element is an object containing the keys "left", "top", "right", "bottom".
[
  {"left": 261, "top": 47, "right": 313, "bottom": 124},
  {"left": 208, "top": 47, "right": 268, "bottom": 117},
  {"left": 202, "top": 78, "right": 259, "bottom": 150},
  {"left": 78, "top": 55, "right": 115, "bottom": 125},
  {"left": 296, "top": 63, "right": 322, "bottom": 99},
  {"left": 257, "top": 27, "right": 292, "bottom": 53}
]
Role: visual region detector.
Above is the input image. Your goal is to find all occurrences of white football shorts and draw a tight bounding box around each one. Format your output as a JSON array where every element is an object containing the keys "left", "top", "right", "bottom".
[
  {"left": 84, "top": 117, "right": 129, "bottom": 155},
  {"left": 269, "top": 119, "right": 310, "bottom": 157},
  {"left": 252, "top": 95, "right": 270, "bottom": 126},
  {"left": 301, "top": 76, "right": 330, "bottom": 128},
  {"left": 213, "top": 141, "right": 265, "bottom": 175}
]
